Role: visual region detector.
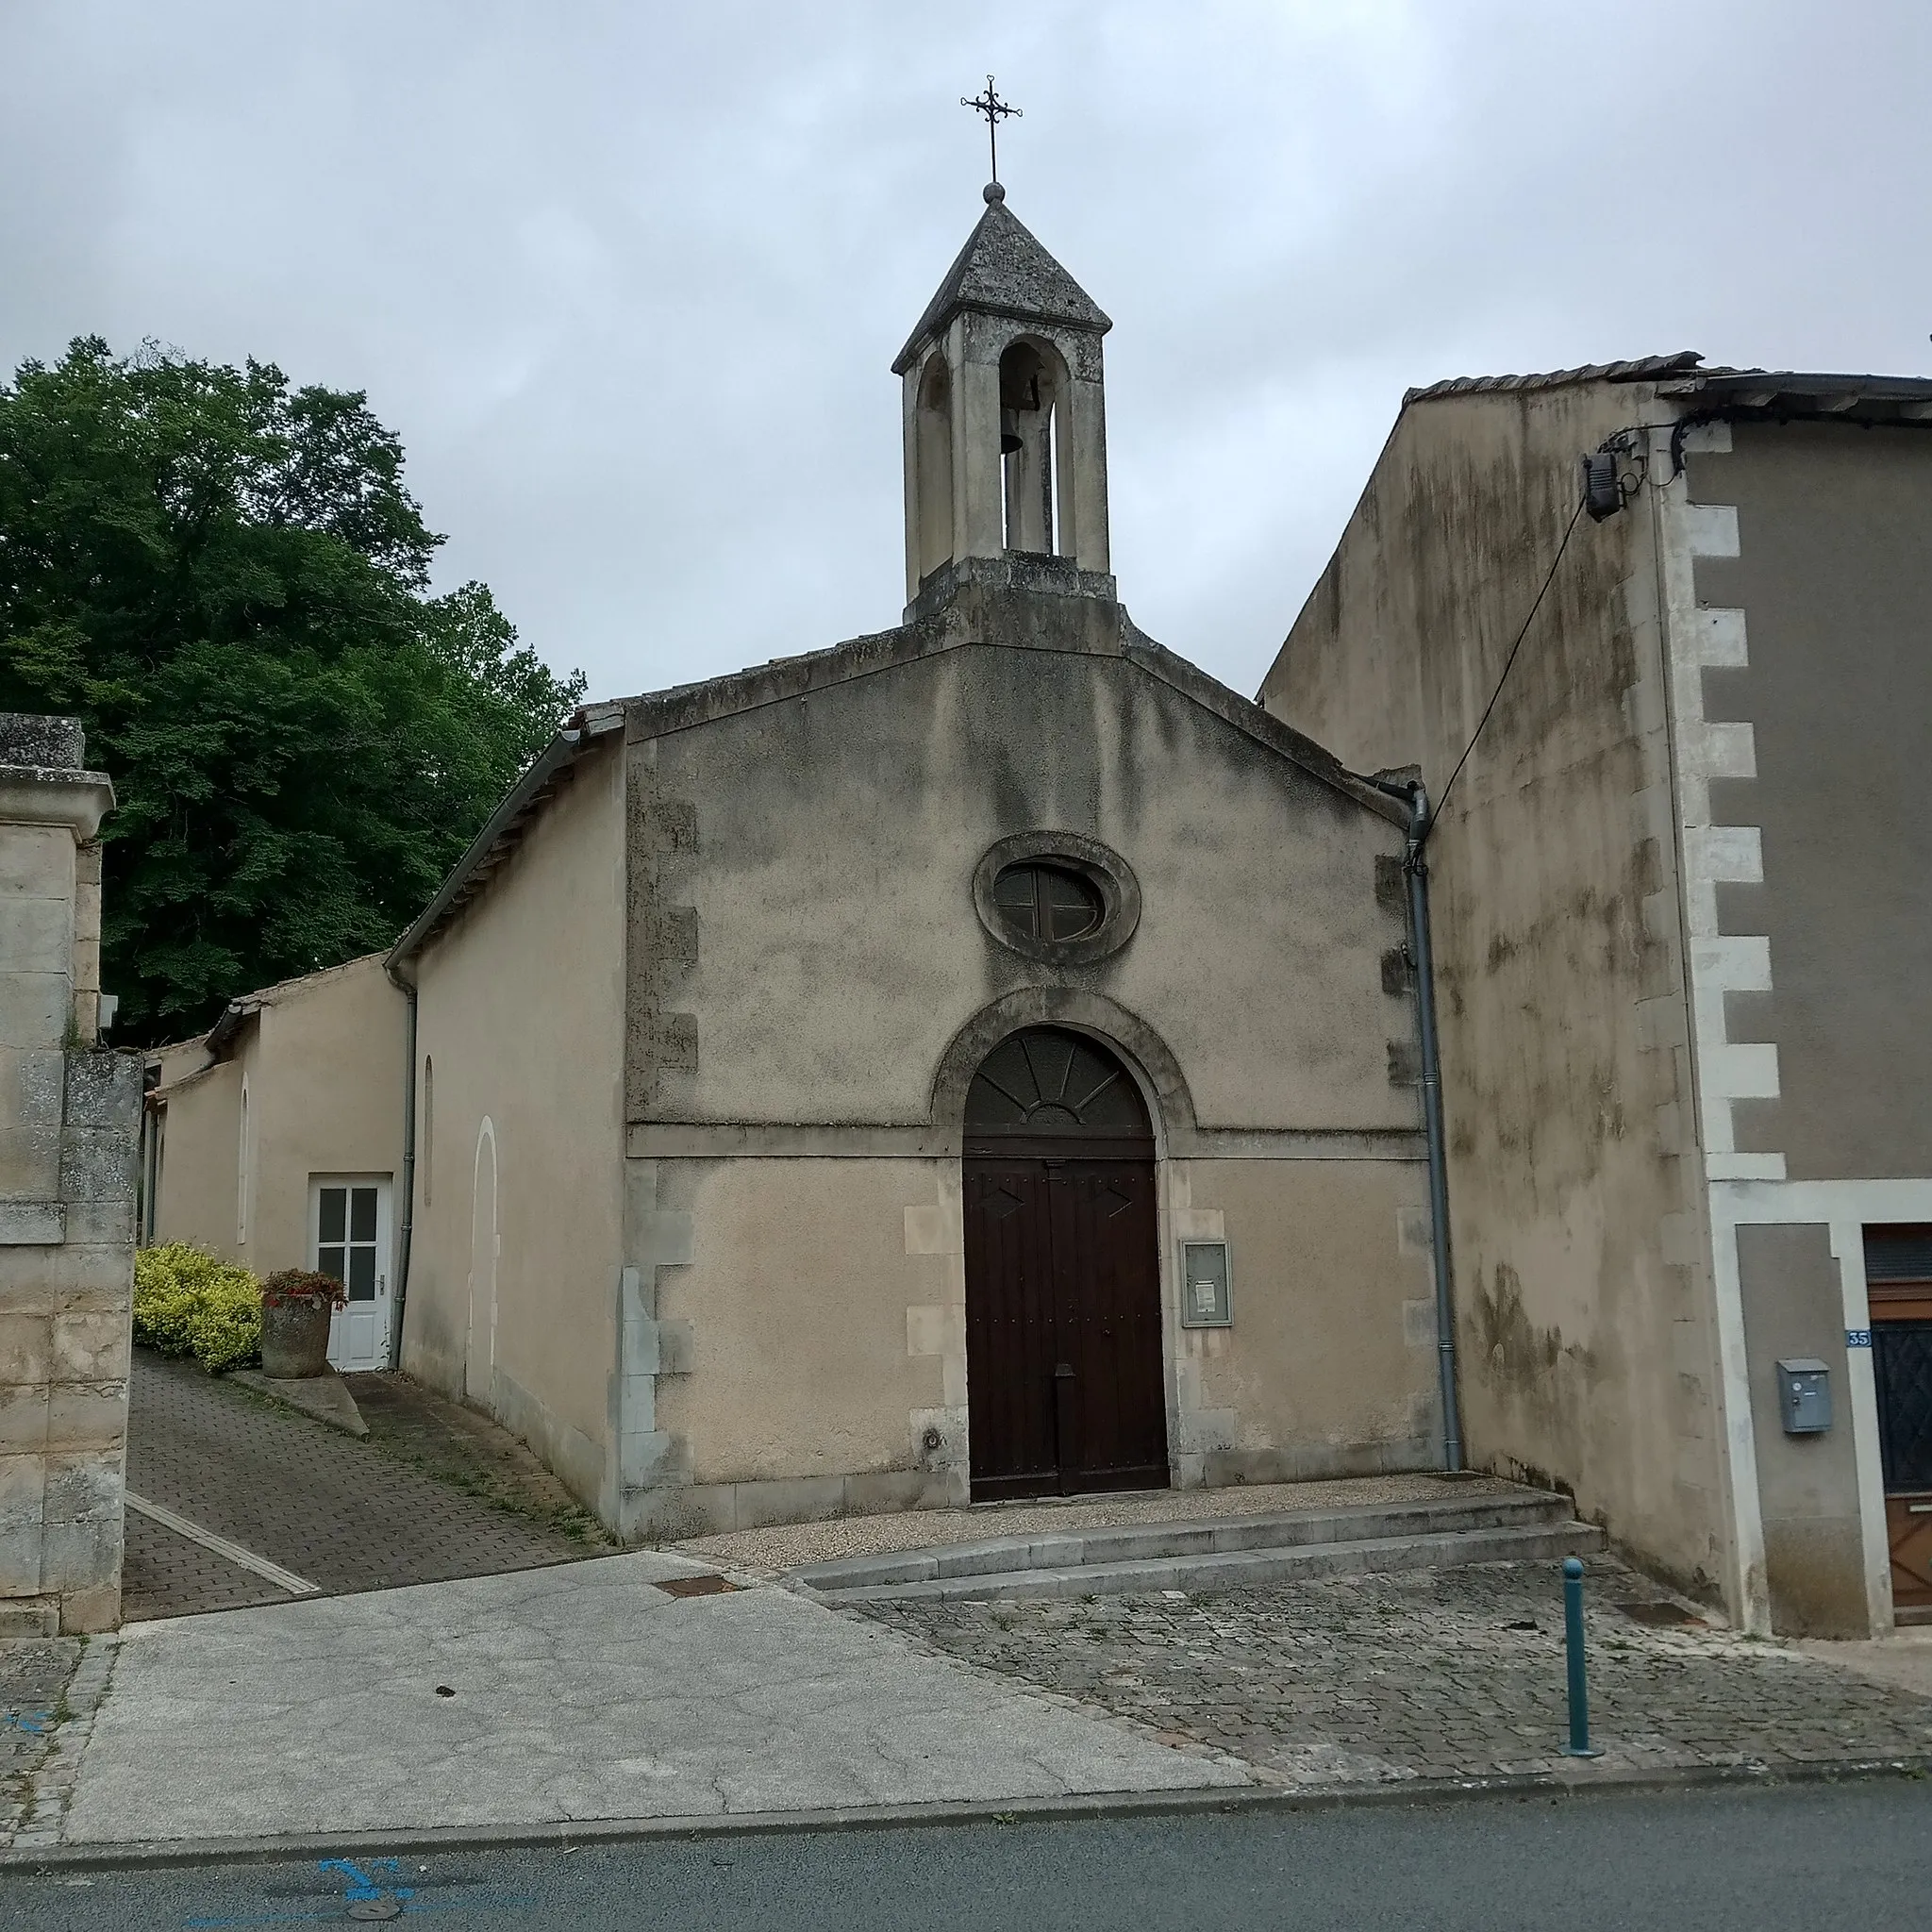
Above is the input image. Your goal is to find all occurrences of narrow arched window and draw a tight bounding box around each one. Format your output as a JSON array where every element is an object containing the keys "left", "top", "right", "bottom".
[
  {"left": 422, "top": 1057, "right": 434, "bottom": 1208},
  {"left": 236, "top": 1078, "right": 250, "bottom": 1245}
]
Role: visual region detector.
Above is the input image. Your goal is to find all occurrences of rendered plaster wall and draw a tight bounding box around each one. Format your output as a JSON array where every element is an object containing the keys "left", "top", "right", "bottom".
[
  {"left": 1257, "top": 382, "right": 1731, "bottom": 1598},
  {"left": 634, "top": 1155, "right": 962, "bottom": 1539},
  {"left": 629, "top": 1147, "right": 1436, "bottom": 1541},
  {"left": 1687, "top": 423, "right": 1932, "bottom": 1181},
  {"left": 618, "top": 599, "right": 1423, "bottom": 1535},
  {"left": 0, "top": 715, "right": 138, "bottom": 1635},
  {"left": 1733, "top": 1222, "right": 1864, "bottom": 1636},
  {"left": 146, "top": 956, "right": 405, "bottom": 1276},
  {"left": 242, "top": 957, "right": 406, "bottom": 1274},
  {"left": 626, "top": 619, "right": 1413, "bottom": 1139},
  {"left": 147, "top": 1058, "right": 242, "bottom": 1253},
  {"left": 1175, "top": 1157, "right": 1440, "bottom": 1484},
  {"left": 407, "top": 735, "right": 626, "bottom": 1516},
  {"left": 1665, "top": 418, "right": 1932, "bottom": 1634}
]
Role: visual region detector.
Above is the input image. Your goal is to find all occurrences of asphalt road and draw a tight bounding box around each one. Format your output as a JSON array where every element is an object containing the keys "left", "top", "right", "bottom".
[{"left": 3, "top": 1781, "right": 1929, "bottom": 1930}]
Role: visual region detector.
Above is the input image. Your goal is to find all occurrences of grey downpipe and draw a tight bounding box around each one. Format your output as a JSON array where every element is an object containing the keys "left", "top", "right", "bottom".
[
  {"left": 387, "top": 964, "right": 418, "bottom": 1371},
  {"left": 1361, "top": 774, "right": 1464, "bottom": 1472}
]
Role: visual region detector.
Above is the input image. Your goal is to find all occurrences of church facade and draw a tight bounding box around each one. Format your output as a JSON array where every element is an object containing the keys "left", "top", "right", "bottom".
[{"left": 149, "top": 192, "right": 1445, "bottom": 1541}]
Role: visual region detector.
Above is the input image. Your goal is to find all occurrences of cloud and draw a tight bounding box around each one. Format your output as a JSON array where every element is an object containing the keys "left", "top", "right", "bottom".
[{"left": 5, "top": 0, "right": 1928, "bottom": 705}]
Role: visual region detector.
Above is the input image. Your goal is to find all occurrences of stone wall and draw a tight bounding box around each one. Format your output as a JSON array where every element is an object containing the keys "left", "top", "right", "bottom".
[
  {"left": 0, "top": 714, "right": 139, "bottom": 1635},
  {"left": 1257, "top": 381, "right": 1734, "bottom": 1607}
]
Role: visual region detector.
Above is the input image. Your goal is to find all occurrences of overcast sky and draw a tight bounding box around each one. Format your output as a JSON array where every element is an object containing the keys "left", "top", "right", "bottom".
[{"left": 7, "top": 1, "right": 1930, "bottom": 706}]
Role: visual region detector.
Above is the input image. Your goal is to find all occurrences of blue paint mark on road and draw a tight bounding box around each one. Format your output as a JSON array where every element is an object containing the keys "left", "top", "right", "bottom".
[
  {"left": 184, "top": 1863, "right": 535, "bottom": 1927},
  {"left": 2, "top": 1708, "right": 51, "bottom": 1733},
  {"left": 319, "top": 1856, "right": 416, "bottom": 1903}
]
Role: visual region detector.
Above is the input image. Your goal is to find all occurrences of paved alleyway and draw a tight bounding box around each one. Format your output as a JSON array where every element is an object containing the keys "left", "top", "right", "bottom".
[
  {"left": 860, "top": 1559, "right": 1932, "bottom": 1788},
  {"left": 124, "top": 1352, "right": 599, "bottom": 1620}
]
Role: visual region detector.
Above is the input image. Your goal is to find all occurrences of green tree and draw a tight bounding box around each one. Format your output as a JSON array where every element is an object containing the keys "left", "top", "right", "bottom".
[{"left": 0, "top": 337, "right": 584, "bottom": 1043}]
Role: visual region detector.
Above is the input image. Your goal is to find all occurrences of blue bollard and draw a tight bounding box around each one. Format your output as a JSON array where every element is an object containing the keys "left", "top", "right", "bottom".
[{"left": 1562, "top": 1556, "right": 1603, "bottom": 1758}]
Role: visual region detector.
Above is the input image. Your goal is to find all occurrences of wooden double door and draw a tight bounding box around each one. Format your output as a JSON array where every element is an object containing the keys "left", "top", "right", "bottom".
[{"left": 961, "top": 1028, "right": 1169, "bottom": 1501}]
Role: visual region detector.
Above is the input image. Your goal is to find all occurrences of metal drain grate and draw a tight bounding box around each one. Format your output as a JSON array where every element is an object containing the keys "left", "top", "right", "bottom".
[{"left": 655, "top": 1574, "right": 740, "bottom": 1597}]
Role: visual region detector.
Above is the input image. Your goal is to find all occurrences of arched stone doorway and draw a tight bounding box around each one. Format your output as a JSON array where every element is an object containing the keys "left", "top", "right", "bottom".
[{"left": 962, "top": 1026, "right": 1169, "bottom": 1499}]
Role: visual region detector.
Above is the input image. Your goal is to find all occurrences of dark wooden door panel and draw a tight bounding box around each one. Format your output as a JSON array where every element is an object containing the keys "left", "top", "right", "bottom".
[
  {"left": 964, "top": 1161, "right": 1060, "bottom": 1498},
  {"left": 1048, "top": 1163, "right": 1167, "bottom": 1491},
  {"left": 964, "top": 1152, "right": 1166, "bottom": 1500}
]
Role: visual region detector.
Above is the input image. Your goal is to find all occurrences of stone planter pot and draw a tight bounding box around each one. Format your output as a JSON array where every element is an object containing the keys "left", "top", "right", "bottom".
[{"left": 259, "top": 1293, "right": 334, "bottom": 1379}]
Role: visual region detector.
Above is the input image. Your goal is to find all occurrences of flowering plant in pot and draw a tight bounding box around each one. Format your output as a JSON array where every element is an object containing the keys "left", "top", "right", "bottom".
[{"left": 258, "top": 1269, "right": 347, "bottom": 1379}]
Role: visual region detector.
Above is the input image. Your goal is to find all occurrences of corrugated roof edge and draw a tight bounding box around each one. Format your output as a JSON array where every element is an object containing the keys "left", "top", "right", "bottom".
[{"left": 1403, "top": 351, "right": 1706, "bottom": 406}]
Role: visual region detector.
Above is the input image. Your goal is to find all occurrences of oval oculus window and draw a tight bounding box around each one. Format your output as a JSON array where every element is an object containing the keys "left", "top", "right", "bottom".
[{"left": 992, "top": 862, "right": 1103, "bottom": 943}]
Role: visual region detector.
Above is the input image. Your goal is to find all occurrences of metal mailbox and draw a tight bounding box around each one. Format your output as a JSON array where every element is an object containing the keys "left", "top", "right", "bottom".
[{"left": 1775, "top": 1358, "right": 1832, "bottom": 1435}]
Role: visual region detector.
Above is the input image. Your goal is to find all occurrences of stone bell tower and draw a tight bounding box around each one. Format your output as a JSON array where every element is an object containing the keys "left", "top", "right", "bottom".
[{"left": 893, "top": 183, "right": 1114, "bottom": 618}]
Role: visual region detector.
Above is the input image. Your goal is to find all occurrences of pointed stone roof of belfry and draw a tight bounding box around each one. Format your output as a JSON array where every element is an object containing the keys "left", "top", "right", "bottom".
[{"left": 892, "top": 185, "right": 1111, "bottom": 374}]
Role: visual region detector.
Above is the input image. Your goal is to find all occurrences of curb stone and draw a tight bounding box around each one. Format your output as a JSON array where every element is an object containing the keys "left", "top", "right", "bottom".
[{"left": 1, "top": 1751, "right": 1928, "bottom": 1874}]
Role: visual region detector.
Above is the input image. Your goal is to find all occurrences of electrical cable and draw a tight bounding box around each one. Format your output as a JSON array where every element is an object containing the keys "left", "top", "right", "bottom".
[{"left": 1424, "top": 491, "right": 1589, "bottom": 845}]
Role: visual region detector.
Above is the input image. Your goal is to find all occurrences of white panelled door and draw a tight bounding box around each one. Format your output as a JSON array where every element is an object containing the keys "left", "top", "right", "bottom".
[{"left": 311, "top": 1176, "right": 392, "bottom": 1372}]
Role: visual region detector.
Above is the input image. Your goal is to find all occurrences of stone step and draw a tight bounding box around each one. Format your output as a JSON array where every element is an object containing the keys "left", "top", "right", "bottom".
[
  {"left": 0, "top": 1600, "right": 59, "bottom": 1639},
  {"left": 806, "top": 1517, "right": 1606, "bottom": 1605},
  {"left": 790, "top": 1487, "right": 1574, "bottom": 1595}
]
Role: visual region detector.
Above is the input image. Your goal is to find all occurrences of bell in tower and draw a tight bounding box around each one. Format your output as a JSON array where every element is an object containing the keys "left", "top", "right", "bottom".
[{"left": 893, "top": 181, "right": 1115, "bottom": 620}]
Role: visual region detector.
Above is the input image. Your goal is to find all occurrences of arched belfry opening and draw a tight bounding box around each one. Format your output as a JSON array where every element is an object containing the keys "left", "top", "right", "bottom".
[
  {"left": 913, "top": 353, "right": 955, "bottom": 584},
  {"left": 998, "top": 339, "right": 1062, "bottom": 557},
  {"left": 961, "top": 1027, "right": 1169, "bottom": 1499},
  {"left": 893, "top": 184, "right": 1114, "bottom": 610}
]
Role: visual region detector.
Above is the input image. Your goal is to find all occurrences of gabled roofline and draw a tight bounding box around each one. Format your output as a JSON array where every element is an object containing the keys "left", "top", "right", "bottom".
[
  {"left": 387, "top": 604, "right": 1405, "bottom": 974},
  {"left": 618, "top": 603, "right": 1405, "bottom": 825},
  {"left": 203, "top": 950, "right": 392, "bottom": 1057},
  {"left": 1400, "top": 352, "right": 1932, "bottom": 428},
  {"left": 1403, "top": 351, "right": 1705, "bottom": 406},
  {"left": 387, "top": 701, "right": 625, "bottom": 973}
]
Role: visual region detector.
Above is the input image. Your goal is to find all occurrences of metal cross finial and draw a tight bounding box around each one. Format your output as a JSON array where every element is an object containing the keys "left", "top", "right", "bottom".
[{"left": 961, "top": 75, "right": 1021, "bottom": 185}]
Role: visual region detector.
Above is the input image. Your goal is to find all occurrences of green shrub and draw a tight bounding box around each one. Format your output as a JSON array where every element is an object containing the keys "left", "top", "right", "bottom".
[{"left": 132, "top": 1243, "right": 262, "bottom": 1372}]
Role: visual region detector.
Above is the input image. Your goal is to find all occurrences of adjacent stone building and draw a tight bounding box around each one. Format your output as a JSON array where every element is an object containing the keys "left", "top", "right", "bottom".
[
  {"left": 1261, "top": 356, "right": 1932, "bottom": 1636},
  {"left": 0, "top": 714, "right": 139, "bottom": 1634}
]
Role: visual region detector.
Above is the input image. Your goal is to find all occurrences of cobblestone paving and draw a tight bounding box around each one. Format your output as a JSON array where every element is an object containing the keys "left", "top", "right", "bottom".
[
  {"left": 0, "top": 1638, "right": 80, "bottom": 1837},
  {"left": 125, "top": 1351, "right": 598, "bottom": 1621},
  {"left": 861, "top": 1559, "right": 1932, "bottom": 1789}
]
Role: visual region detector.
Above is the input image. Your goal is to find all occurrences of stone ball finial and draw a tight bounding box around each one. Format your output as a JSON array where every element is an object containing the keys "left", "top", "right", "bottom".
[{"left": 983, "top": 181, "right": 1006, "bottom": 204}]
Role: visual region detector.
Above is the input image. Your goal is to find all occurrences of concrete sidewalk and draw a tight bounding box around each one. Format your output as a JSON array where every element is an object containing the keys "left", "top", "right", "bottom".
[
  {"left": 28, "top": 1554, "right": 1238, "bottom": 1850},
  {"left": 9, "top": 1541, "right": 1932, "bottom": 1857}
]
